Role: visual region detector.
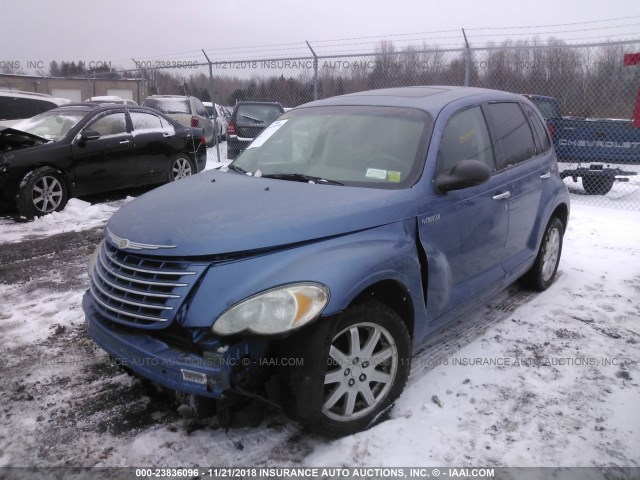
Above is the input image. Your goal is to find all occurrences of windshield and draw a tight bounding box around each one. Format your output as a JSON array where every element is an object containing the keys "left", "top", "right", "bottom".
[
  {"left": 231, "top": 105, "right": 432, "bottom": 189},
  {"left": 13, "top": 110, "right": 86, "bottom": 141},
  {"left": 144, "top": 98, "right": 191, "bottom": 114},
  {"left": 529, "top": 98, "right": 561, "bottom": 119}
]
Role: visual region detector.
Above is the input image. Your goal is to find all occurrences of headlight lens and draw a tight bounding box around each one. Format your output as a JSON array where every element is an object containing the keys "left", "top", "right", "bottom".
[
  {"left": 87, "top": 240, "right": 103, "bottom": 275},
  {"left": 212, "top": 283, "right": 330, "bottom": 336}
]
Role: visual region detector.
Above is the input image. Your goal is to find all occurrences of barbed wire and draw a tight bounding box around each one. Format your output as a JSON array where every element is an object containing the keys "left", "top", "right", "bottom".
[{"left": 113, "top": 16, "right": 640, "bottom": 67}]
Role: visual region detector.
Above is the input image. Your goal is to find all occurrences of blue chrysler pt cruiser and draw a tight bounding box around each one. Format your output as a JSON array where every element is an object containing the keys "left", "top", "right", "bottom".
[{"left": 83, "top": 86, "right": 570, "bottom": 437}]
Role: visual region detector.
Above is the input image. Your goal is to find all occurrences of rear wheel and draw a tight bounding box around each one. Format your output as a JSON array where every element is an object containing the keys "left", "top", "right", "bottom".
[
  {"left": 582, "top": 174, "right": 614, "bottom": 195},
  {"left": 521, "top": 216, "right": 564, "bottom": 291},
  {"left": 168, "top": 155, "right": 195, "bottom": 181},
  {"left": 16, "top": 167, "right": 69, "bottom": 219}
]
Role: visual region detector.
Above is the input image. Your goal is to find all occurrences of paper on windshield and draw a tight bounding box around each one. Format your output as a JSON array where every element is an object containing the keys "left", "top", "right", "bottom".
[{"left": 246, "top": 119, "right": 288, "bottom": 149}]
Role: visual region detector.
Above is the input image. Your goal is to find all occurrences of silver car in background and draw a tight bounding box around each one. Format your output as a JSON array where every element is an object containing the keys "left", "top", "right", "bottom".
[
  {"left": 143, "top": 95, "right": 215, "bottom": 146},
  {"left": 203, "top": 101, "right": 228, "bottom": 141}
]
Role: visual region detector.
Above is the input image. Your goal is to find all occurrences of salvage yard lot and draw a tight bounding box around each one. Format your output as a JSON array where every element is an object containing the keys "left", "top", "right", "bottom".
[{"left": 0, "top": 162, "right": 639, "bottom": 468}]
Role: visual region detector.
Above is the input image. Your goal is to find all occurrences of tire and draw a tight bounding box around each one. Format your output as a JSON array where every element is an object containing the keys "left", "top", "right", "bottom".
[
  {"left": 283, "top": 300, "right": 411, "bottom": 437},
  {"left": 16, "top": 167, "right": 69, "bottom": 220},
  {"left": 582, "top": 174, "right": 613, "bottom": 195},
  {"left": 168, "top": 155, "right": 195, "bottom": 181},
  {"left": 521, "top": 217, "right": 564, "bottom": 291}
]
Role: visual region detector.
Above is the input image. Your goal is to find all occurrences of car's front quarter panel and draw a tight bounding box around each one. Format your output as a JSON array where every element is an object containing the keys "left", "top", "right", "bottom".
[
  {"left": 183, "top": 220, "right": 426, "bottom": 341},
  {"left": 1, "top": 142, "right": 74, "bottom": 202}
]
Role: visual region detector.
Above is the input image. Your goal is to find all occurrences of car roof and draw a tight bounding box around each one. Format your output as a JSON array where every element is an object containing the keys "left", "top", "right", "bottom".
[
  {"left": 50, "top": 103, "right": 173, "bottom": 115},
  {"left": 55, "top": 103, "right": 110, "bottom": 111},
  {"left": 145, "top": 95, "right": 191, "bottom": 99},
  {"left": 0, "top": 89, "right": 70, "bottom": 105},
  {"left": 300, "top": 86, "right": 526, "bottom": 114},
  {"left": 87, "top": 95, "right": 124, "bottom": 101},
  {"left": 235, "top": 100, "right": 282, "bottom": 105}
]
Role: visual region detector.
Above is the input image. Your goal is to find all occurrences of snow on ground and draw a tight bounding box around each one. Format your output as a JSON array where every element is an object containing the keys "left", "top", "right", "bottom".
[
  {"left": 0, "top": 197, "right": 133, "bottom": 245},
  {"left": 205, "top": 141, "right": 230, "bottom": 171},
  {"left": 0, "top": 197, "right": 638, "bottom": 469},
  {"left": 308, "top": 208, "right": 640, "bottom": 466}
]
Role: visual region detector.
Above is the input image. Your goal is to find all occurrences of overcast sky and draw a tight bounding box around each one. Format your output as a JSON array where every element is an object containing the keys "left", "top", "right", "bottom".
[{"left": 2, "top": 0, "right": 639, "bottom": 72}]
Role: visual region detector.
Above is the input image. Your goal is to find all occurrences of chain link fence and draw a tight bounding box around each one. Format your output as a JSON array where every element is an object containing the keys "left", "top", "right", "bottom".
[{"left": 126, "top": 39, "right": 640, "bottom": 209}]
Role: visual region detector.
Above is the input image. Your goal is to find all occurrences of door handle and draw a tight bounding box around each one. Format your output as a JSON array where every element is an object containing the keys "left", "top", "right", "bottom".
[
  {"left": 119, "top": 140, "right": 130, "bottom": 145},
  {"left": 540, "top": 172, "right": 551, "bottom": 179},
  {"left": 492, "top": 191, "right": 511, "bottom": 200}
]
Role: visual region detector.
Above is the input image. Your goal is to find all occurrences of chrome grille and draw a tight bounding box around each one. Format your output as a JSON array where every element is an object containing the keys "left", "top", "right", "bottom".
[{"left": 90, "top": 241, "right": 205, "bottom": 328}]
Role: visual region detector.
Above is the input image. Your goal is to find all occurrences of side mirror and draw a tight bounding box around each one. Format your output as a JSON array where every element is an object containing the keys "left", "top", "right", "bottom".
[
  {"left": 435, "top": 159, "right": 491, "bottom": 193},
  {"left": 80, "top": 129, "right": 101, "bottom": 142}
]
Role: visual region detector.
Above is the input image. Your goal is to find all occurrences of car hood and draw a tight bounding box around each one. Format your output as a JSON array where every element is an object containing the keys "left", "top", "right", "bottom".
[
  {"left": 107, "top": 169, "right": 419, "bottom": 256},
  {"left": 0, "top": 126, "right": 50, "bottom": 149}
]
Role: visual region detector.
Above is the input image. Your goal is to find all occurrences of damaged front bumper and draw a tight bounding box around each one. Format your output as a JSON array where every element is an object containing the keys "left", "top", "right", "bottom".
[{"left": 83, "top": 293, "right": 253, "bottom": 399}]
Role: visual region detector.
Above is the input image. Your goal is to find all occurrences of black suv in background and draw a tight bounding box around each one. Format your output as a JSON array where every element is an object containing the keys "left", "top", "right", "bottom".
[{"left": 227, "top": 101, "right": 284, "bottom": 159}]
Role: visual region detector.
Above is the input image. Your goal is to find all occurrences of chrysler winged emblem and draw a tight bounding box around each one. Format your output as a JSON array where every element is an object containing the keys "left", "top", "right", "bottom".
[{"left": 106, "top": 227, "right": 176, "bottom": 250}]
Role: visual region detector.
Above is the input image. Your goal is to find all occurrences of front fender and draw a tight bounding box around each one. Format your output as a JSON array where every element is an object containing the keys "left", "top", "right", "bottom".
[{"left": 183, "top": 220, "right": 425, "bottom": 337}]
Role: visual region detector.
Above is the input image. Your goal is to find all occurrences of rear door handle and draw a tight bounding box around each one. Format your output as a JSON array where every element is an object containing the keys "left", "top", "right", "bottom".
[
  {"left": 540, "top": 172, "right": 551, "bottom": 179},
  {"left": 119, "top": 140, "right": 130, "bottom": 145},
  {"left": 492, "top": 191, "right": 511, "bottom": 200}
]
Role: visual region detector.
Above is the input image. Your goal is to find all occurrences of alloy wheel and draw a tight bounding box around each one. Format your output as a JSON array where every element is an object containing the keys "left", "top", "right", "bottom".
[
  {"left": 32, "top": 175, "right": 63, "bottom": 213},
  {"left": 541, "top": 227, "right": 560, "bottom": 282},
  {"left": 322, "top": 322, "right": 398, "bottom": 422},
  {"left": 172, "top": 158, "right": 192, "bottom": 180}
]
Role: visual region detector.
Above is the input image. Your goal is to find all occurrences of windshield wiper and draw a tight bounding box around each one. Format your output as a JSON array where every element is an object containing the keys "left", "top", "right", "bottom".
[
  {"left": 240, "top": 115, "right": 263, "bottom": 123},
  {"left": 261, "top": 173, "right": 344, "bottom": 185},
  {"left": 227, "top": 164, "right": 247, "bottom": 174}
]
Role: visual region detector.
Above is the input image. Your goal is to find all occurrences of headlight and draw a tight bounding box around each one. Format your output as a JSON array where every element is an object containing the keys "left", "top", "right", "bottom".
[
  {"left": 88, "top": 240, "right": 104, "bottom": 275},
  {"left": 212, "top": 283, "right": 330, "bottom": 336}
]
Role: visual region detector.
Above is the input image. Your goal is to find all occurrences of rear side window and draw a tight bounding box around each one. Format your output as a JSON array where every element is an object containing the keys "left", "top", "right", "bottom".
[
  {"left": 485, "top": 102, "right": 536, "bottom": 169},
  {"left": 522, "top": 104, "right": 551, "bottom": 154},
  {"left": 438, "top": 106, "right": 496, "bottom": 174},
  {"left": 235, "top": 104, "right": 283, "bottom": 124},
  {"left": 144, "top": 98, "right": 190, "bottom": 114},
  {"left": 130, "top": 111, "right": 162, "bottom": 131},
  {"left": 34, "top": 99, "right": 58, "bottom": 114},
  {"left": 0, "top": 97, "right": 42, "bottom": 120}
]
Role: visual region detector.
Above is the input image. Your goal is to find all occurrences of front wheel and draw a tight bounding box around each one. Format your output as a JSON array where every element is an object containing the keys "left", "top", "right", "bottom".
[
  {"left": 16, "top": 167, "right": 69, "bottom": 219},
  {"left": 168, "top": 155, "right": 195, "bottom": 181},
  {"left": 284, "top": 301, "right": 411, "bottom": 437},
  {"left": 521, "top": 216, "right": 564, "bottom": 291}
]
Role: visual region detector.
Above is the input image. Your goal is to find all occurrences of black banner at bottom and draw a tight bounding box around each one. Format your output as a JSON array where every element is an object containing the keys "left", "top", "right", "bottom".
[{"left": 0, "top": 466, "right": 638, "bottom": 480}]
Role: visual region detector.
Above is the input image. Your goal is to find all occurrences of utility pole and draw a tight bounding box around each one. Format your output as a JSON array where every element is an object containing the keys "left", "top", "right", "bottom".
[
  {"left": 306, "top": 41, "right": 319, "bottom": 100},
  {"left": 202, "top": 49, "right": 220, "bottom": 162},
  {"left": 462, "top": 29, "right": 471, "bottom": 87}
]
